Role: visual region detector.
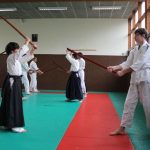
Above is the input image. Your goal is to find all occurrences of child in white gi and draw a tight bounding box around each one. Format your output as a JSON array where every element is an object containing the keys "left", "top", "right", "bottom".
[{"left": 29, "top": 57, "right": 43, "bottom": 92}]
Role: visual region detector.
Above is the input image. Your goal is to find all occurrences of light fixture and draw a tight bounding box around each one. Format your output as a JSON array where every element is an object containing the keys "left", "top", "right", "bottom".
[
  {"left": 0, "top": 8, "right": 17, "bottom": 12},
  {"left": 38, "top": 7, "right": 67, "bottom": 11},
  {"left": 92, "top": 6, "right": 122, "bottom": 10}
]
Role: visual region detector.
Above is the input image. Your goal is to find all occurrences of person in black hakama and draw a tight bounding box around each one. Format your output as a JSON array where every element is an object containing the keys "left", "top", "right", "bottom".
[
  {"left": 65, "top": 50, "right": 83, "bottom": 102},
  {"left": 0, "top": 38, "right": 36, "bottom": 133}
]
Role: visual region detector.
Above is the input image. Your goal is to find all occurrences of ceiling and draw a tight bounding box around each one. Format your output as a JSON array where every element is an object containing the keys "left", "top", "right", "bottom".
[{"left": 0, "top": 0, "right": 137, "bottom": 19}]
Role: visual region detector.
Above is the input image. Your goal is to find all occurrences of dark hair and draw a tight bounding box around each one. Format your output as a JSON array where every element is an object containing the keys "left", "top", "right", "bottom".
[
  {"left": 135, "top": 28, "right": 148, "bottom": 39},
  {"left": 5, "top": 42, "right": 19, "bottom": 55},
  {"left": 72, "top": 53, "right": 78, "bottom": 59}
]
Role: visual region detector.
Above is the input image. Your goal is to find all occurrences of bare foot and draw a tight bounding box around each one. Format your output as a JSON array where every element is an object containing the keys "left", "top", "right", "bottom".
[{"left": 109, "top": 127, "right": 126, "bottom": 136}]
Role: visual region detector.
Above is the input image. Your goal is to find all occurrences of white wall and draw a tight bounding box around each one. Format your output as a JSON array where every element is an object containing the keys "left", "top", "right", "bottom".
[{"left": 0, "top": 18, "right": 128, "bottom": 56}]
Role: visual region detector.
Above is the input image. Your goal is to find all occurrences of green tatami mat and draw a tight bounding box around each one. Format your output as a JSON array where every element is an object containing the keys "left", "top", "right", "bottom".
[
  {"left": 0, "top": 93, "right": 80, "bottom": 150},
  {"left": 109, "top": 92, "right": 150, "bottom": 150}
]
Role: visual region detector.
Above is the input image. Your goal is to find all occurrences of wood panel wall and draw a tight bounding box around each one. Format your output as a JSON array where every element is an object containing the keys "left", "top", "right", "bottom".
[{"left": 0, "top": 54, "right": 130, "bottom": 92}]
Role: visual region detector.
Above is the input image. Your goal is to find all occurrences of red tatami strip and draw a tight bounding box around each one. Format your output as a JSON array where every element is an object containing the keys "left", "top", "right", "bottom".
[{"left": 57, "top": 94, "right": 134, "bottom": 150}]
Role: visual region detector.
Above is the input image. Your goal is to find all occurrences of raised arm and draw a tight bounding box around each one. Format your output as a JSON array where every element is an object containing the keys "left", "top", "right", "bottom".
[
  {"left": 65, "top": 50, "right": 76, "bottom": 65},
  {"left": 19, "top": 44, "right": 37, "bottom": 63}
]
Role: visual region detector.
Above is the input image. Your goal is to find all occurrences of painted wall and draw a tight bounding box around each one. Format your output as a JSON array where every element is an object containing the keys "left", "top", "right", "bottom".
[{"left": 0, "top": 18, "right": 128, "bottom": 56}]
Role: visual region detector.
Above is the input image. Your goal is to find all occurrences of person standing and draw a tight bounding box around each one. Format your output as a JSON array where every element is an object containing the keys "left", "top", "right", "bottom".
[
  {"left": 107, "top": 28, "right": 150, "bottom": 135},
  {"left": 0, "top": 38, "right": 36, "bottom": 133},
  {"left": 29, "top": 57, "right": 43, "bottom": 92},
  {"left": 65, "top": 50, "right": 83, "bottom": 102}
]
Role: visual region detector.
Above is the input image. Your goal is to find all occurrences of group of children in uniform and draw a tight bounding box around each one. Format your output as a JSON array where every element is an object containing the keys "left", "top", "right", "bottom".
[
  {"left": 0, "top": 27, "right": 150, "bottom": 136},
  {"left": 0, "top": 36, "right": 86, "bottom": 133}
]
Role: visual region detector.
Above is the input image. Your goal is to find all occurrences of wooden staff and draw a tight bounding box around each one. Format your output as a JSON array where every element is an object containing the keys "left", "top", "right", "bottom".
[
  {"left": 67, "top": 48, "right": 117, "bottom": 74},
  {"left": 67, "top": 48, "right": 107, "bottom": 70},
  {"left": 43, "top": 66, "right": 58, "bottom": 74},
  {"left": 0, "top": 16, "right": 36, "bottom": 49},
  {"left": 75, "top": 49, "right": 96, "bottom": 51}
]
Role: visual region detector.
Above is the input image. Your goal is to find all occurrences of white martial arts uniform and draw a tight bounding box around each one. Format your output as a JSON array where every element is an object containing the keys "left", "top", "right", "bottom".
[
  {"left": 78, "top": 58, "right": 86, "bottom": 94},
  {"left": 21, "top": 62, "right": 30, "bottom": 94},
  {"left": 29, "top": 61, "right": 39, "bottom": 92},
  {"left": 66, "top": 54, "right": 79, "bottom": 72},
  {"left": 119, "top": 40, "right": 150, "bottom": 128},
  {"left": 7, "top": 45, "right": 33, "bottom": 76}
]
